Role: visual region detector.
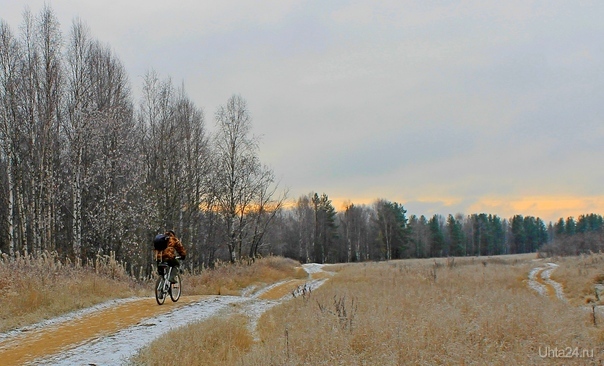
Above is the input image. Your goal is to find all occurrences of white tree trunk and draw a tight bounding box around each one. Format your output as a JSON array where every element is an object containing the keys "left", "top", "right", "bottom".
[
  {"left": 72, "top": 158, "right": 82, "bottom": 258},
  {"left": 6, "top": 154, "right": 15, "bottom": 255}
]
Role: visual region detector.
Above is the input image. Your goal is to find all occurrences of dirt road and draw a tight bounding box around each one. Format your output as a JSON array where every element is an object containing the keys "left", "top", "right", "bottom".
[
  {"left": 0, "top": 264, "right": 329, "bottom": 365},
  {"left": 528, "top": 262, "right": 566, "bottom": 301}
]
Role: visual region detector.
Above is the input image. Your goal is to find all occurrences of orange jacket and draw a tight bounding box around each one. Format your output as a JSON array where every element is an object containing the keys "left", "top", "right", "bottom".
[{"left": 155, "top": 233, "right": 187, "bottom": 261}]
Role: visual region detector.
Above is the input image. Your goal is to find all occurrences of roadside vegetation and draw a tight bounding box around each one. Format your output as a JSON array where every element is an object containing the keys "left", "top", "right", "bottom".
[
  {"left": 550, "top": 252, "right": 604, "bottom": 306},
  {"left": 185, "top": 256, "right": 307, "bottom": 296},
  {"left": 0, "top": 251, "right": 142, "bottom": 333},
  {"left": 133, "top": 254, "right": 604, "bottom": 365},
  {"left": 0, "top": 253, "right": 304, "bottom": 334}
]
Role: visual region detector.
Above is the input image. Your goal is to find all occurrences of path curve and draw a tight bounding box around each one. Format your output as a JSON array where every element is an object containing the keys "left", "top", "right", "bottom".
[
  {"left": 528, "top": 262, "right": 566, "bottom": 301},
  {"left": 0, "top": 263, "right": 329, "bottom": 365}
]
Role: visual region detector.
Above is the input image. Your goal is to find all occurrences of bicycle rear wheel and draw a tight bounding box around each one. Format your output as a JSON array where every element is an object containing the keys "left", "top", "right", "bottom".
[
  {"left": 155, "top": 277, "right": 166, "bottom": 305},
  {"left": 169, "top": 274, "right": 181, "bottom": 302}
]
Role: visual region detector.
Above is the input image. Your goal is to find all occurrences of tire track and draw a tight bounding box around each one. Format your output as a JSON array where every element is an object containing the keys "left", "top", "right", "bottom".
[
  {"left": 0, "top": 263, "right": 331, "bottom": 365},
  {"left": 0, "top": 295, "right": 214, "bottom": 366},
  {"left": 33, "top": 296, "right": 246, "bottom": 366},
  {"left": 528, "top": 262, "right": 566, "bottom": 301}
]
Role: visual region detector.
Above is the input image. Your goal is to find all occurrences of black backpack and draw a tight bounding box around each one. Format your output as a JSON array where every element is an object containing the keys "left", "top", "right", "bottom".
[{"left": 153, "top": 234, "right": 168, "bottom": 251}]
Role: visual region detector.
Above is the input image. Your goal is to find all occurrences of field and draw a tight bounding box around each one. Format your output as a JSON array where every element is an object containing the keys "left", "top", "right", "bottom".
[
  {"left": 3, "top": 252, "right": 604, "bottom": 364},
  {"left": 133, "top": 254, "right": 604, "bottom": 365}
]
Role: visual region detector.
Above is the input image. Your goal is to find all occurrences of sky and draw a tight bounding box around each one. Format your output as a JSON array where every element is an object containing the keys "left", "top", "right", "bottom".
[{"left": 2, "top": 0, "right": 604, "bottom": 223}]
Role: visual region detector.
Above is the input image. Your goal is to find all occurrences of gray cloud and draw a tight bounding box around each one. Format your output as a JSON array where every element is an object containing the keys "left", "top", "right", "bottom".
[{"left": 2, "top": 0, "right": 604, "bottom": 221}]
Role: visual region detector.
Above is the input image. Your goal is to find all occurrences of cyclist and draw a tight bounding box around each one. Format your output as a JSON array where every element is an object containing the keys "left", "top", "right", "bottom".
[{"left": 154, "top": 230, "right": 187, "bottom": 283}]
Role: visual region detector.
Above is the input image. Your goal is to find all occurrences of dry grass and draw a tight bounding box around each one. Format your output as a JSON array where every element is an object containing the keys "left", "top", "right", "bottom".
[
  {"left": 244, "top": 257, "right": 602, "bottom": 365},
  {"left": 0, "top": 254, "right": 305, "bottom": 334},
  {"left": 550, "top": 252, "right": 604, "bottom": 306},
  {"left": 0, "top": 253, "right": 304, "bottom": 335},
  {"left": 131, "top": 314, "right": 254, "bottom": 366},
  {"left": 137, "top": 254, "right": 604, "bottom": 365},
  {"left": 185, "top": 257, "right": 307, "bottom": 296},
  {"left": 130, "top": 256, "right": 308, "bottom": 366},
  {"left": 0, "top": 251, "right": 144, "bottom": 333}
]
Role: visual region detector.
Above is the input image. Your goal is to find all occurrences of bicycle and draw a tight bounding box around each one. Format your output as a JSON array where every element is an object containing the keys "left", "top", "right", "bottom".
[{"left": 155, "top": 256, "right": 182, "bottom": 305}]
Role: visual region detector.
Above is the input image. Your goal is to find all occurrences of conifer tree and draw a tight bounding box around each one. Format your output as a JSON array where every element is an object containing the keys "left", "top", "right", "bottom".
[
  {"left": 311, "top": 193, "right": 337, "bottom": 263},
  {"left": 428, "top": 214, "right": 445, "bottom": 257},
  {"left": 447, "top": 214, "right": 465, "bottom": 256}
]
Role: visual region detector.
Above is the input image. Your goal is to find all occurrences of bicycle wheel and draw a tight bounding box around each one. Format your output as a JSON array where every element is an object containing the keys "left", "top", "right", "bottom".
[
  {"left": 169, "top": 274, "right": 181, "bottom": 302},
  {"left": 155, "top": 277, "right": 166, "bottom": 305}
]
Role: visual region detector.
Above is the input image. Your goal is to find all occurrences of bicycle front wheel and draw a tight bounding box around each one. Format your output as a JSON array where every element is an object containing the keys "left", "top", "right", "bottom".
[
  {"left": 170, "top": 274, "right": 181, "bottom": 302},
  {"left": 155, "top": 277, "right": 166, "bottom": 305}
]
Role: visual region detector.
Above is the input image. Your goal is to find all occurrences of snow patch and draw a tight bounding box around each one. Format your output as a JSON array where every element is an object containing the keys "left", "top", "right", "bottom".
[
  {"left": 302, "top": 263, "right": 326, "bottom": 274},
  {"left": 528, "top": 267, "right": 547, "bottom": 296},
  {"left": 528, "top": 263, "right": 566, "bottom": 301},
  {"left": 31, "top": 296, "right": 246, "bottom": 366},
  {"left": 25, "top": 263, "right": 333, "bottom": 365},
  {"left": 250, "top": 279, "right": 294, "bottom": 299},
  {"left": 541, "top": 264, "right": 566, "bottom": 302}
]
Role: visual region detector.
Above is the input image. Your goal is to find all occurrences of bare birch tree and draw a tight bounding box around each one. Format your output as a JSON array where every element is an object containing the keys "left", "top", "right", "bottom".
[
  {"left": 1, "top": 5, "right": 290, "bottom": 269},
  {"left": 247, "top": 166, "right": 286, "bottom": 259},
  {"left": 138, "top": 70, "right": 175, "bottom": 230},
  {"left": 170, "top": 86, "right": 210, "bottom": 265},
  {"left": 64, "top": 18, "right": 92, "bottom": 258},
  {"left": 137, "top": 71, "right": 211, "bottom": 268},
  {"left": 213, "top": 95, "right": 256, "bottom": 262},
  {"left": 0, "top": 20, "right": 20, "bottom": 255},
  {"left": 340, "top": 202, "right": 369, "bottom": 262},
  {"left": 83, "top": 43, "right": 140, "bottom": 260},
  {"left": 15, "top": 6, "right": 64, "bottom": 253}
]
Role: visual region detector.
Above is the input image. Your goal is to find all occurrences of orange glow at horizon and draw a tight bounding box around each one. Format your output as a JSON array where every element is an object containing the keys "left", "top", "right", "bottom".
[
  {"left": 282, "top": 196, "right": 377, "bottom": 211},
  {"left": 467, "top": 195, "right": 604, "bottom": 222},
  {"left": 285, "top": 194, "right": 604, "bottom": 223}
]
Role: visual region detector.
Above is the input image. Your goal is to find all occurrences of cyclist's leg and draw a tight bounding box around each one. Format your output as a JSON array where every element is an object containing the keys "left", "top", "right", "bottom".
[{"left": 167, "top": 258, "right": 180, "bottom": 283}]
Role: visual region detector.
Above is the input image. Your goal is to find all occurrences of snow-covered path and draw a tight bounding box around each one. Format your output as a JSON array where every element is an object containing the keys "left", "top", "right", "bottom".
[
  {"left": 1, "top": 263, "right": 329, "bottom": 365},
  {"left": 528, "top": 262, "right": 566, "bottom": 301},
  {"left": 33, "top": 295, "right": 246, "bottom": 365}
]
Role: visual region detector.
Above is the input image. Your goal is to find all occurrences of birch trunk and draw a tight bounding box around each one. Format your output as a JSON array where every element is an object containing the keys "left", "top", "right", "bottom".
[
  {"left": 6, "top": 154, "right": 15, "bottom": 255},
  {"left": 72, "top": 156, "right": 82, "bottom": 258}
]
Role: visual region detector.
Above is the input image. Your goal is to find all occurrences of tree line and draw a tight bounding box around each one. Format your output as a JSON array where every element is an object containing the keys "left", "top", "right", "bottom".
[
  {"left": 264, "top": 195, "right": 545, "bottom": 263},
  {"left": 0, "top": 7, "right": 284, "bottom": 276},
  {"left": 262, "top": 196, "right": 604, "bottom": 264},
  {"left": 1, "top": 7, "right": 602, "bottom": 274}
]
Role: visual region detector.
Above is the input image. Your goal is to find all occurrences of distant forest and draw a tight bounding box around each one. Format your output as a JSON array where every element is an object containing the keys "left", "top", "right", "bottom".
[
  {"left": 273, "top": 195, "right": 604, "bottom": 263},
  {"left": 0, "top": 7, "right": 602, "bottom": 276}
]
